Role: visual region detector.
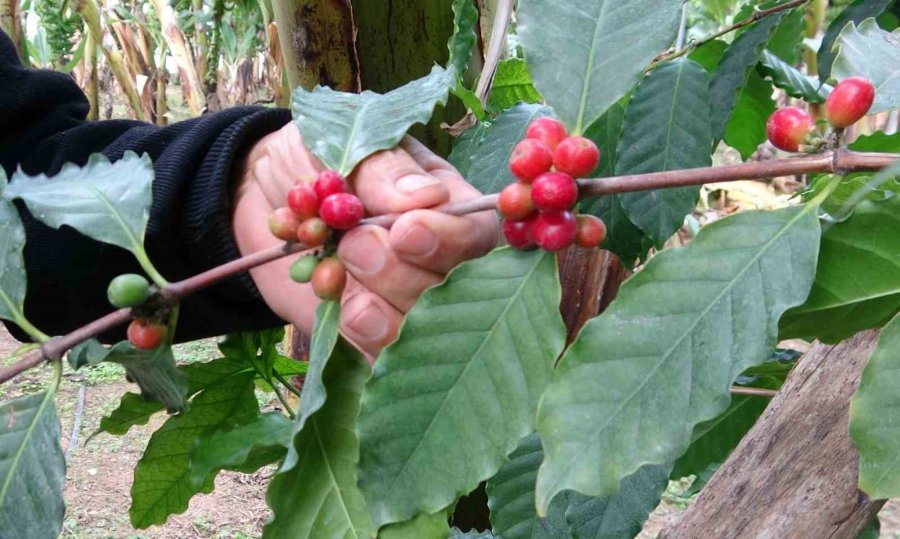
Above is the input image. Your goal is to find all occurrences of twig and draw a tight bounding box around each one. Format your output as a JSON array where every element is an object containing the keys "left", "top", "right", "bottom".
[
  {"left": 0, "top": 149, "right": 896, "bottom": 385},
  {"left": 730, "top": 386, "right": 778, "bottom": 398},
  {"left": 647, "top": 0, "right": 810, "bottom": 71}
]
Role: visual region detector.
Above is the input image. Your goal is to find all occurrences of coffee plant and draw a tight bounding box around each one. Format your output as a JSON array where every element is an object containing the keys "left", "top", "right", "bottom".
[{"left": 1, "top": 0, "right": 900, "bottom": 537}]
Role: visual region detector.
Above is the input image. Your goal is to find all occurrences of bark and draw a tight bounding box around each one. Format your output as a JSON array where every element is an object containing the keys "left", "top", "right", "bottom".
[
  {"left": 0, "top": 0, "right": 21, "bottom": 59},
  {"left": 155, "top": 43, "right": 168, "bottom": 126},
  {"left": 150, "top": 0, "right": 206, "bottom": 116},
  {"left": 84, "top": 33, "right": 100, "bottom": 121},
  {"left": 272, "top": 0, "right": 359, "bottom": 92},
  {"left": 77, "top": 0, "right": 145, "bottom": 121},
  {"left": 662, "top": 329, "right": 884, "bottom": 539},
  {"left": 558, "top": 248, "right": 628, "bottom": 341}
]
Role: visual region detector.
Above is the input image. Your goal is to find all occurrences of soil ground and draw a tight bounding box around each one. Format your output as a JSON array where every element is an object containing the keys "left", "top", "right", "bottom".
[{"left": 3, "top": 326, "right": 900, "bottom": 538}]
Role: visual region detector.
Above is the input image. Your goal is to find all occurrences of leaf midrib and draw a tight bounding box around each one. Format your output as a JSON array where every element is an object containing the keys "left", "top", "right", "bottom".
[
  {"left": 386, "top": 251, "right": 549, "bottom": 494},
  {"left": 574, "top": 1, "right": 612, "bottom": 134},
  {"left": 310, "top": 416, "right": 362, "bottom": 538},
  {"left": 545, "top": 205, "right": 814, "bottom": 497}
]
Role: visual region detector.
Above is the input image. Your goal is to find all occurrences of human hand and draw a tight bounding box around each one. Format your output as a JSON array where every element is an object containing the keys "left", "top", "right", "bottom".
[{"left": 232, "top": 123, "right": 499, "bottom": 358}]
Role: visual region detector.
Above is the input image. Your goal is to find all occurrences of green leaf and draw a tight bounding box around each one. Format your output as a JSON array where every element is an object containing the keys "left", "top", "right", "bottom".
[
  {"left": 0, "top": 388, "right": 65, "bottom": 539},
  {"left": 583, "top": 102, "right": 625, "bottom": 179},
  {"left": 518, "top": 0, "right": 682, "bottom": 133},
  {"left": 129, "top": 372, "right": 258, "bottom": 528},
  {"left": 733, "top": 2, "right": 805, "bottom": 65},
  {"left": 263, "top": 339, "right": 374, "bottom": 539},
  {"left": 0, "top": 171, "right": 28, "bottom": 325},
  {"left": 106, "top": 342, "right": 188, "bottom": 413},
  {"left": 465, "top": 104, "right": 554, "bottom": 194},
  {"left": 94, "top": 392, "right": 167, "bottom": 438},
  {"left": 851, "top": 314, "right": 900, "bottom": 499},
  {"left": 486, "top": 433, "right": 572, "bottom": 539},
  {"left": 781, "top": 195, "right": 900, "bottom": 344},
  {"left": 448, "top": 0, "right": 478, "bottom": 77},
  {"left": 358, "top": 247, "right": 566, "bottom": 527},
  {"left": 564, "top": 464, "right": 670, "bottom": 539},
  {"left": 189, "top": 412, "right": 292, "bottom": 488},
  {"left": 617, "top": 59, "right": 713, "bottom": 246},
  {"left": 583, "top": 195, "right": 648, "bottom": 267},
  {"left": 272, "top": 354, "right": 308, "bottom": 377},
  {"left": 670, "top": 384, "right": 773, "bottom": 479},
  {"left": 281, "top": 301, "right": 341, "bottom": 472},
  {"left": 449, "top": 123, "right": 489, "bottom": 178},
  {"left": 451, "top": 529, "right": 496, "bottom": 539},
  {"left": 817, "top": 0, "right": 893, "bottom": 82},
  {"left": 689, "top": 40, "right": 727, "bottom": 74},
  {"left": 534, "top": 205, "right": 821, "bottom": 513},
  {"left": 757, "top": 50, "right": 830, "bottom": 104},
  {"left": 292, "top": 66, "right": 455, "bottom": 176},
  {"left": 380, "top": 511, "right": 452, "bottom": 539},
  {"left": 724, "top": 71, "right": 775, "bottom": 161},
  {"left": 488, "top": 59, "right": 544, "bottom": 113},
  {"left": 709, "top": 12, "right": 786, "bottom": 141},
  {"left": 67, "top": 338, "right": 109, "bottom": 369},
  {"left": 831, "top": 18, "right": 900, "bottom": 114},
  {"left": 4, "top": 152, "right": 153, "bottom": 256}
]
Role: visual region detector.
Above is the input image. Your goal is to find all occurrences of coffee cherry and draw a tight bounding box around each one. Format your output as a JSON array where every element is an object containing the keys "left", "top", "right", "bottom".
[
  {"left": 766, "top": 107, "right": 813, "bottom": 152},
  {"left": 526, "top": 117, "right": 569, "bottom": 150},
  {"left": 509, "top": 139, "right": 553, "bottom": 182},
  {"left": 268, "top": 207, "right": 301, "bottom": 241},
  {"left": 533, "top": 211, "right": 577, "bottom": 251},
  {"left": 314, "top": 170, "right": 347, "bottom": 200},
  {"left": 575, "top": 215, "right": 607, "bottom": 249},
  {"left": 825, "top": 77, "right": 876, "bottom": 129},
  {"left": 127, "top": 319, "right": 167, "bottom": 350},
  {"left": 553, "top": 136, "right": 600, "bottom": 178},
  {"left": 319, "top": 193, "right": 365, "bottom": 230},
  {"left": 531, "top": 172, "right": 578, "bottom": 212},
  {"left": 107, "top": 274, "right": 150, "bottom": 308},
  {"left": 503, "top": 214, "right": 538, "bottom": 250},
  {"left": 297, "top": 217, "right": 330, "bottom": 247},
  {"left": 498, "top": 183, "right": 536, "bottom": 220},
  {"left": 311, "top": 257, "right": 347, "bottom": 300},
  {"left": 289, "top": 255, "right": 319, "bottom": 283},
  {"left": 287, "top": 184, "right": 319, "bottom": 220}
]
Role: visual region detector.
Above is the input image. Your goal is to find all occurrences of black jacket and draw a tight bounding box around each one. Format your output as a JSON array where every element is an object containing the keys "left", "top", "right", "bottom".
[{"left": 0, "top": 30, "right": 287, "bottom": 343}]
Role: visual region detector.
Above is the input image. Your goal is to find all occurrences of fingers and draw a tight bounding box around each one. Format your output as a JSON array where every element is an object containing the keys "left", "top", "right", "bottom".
[
  {"left": 351, "top": 147, "right": 451, "bottom": 215},
  {"left": 389, "top": 209, "right": 498, "bottom": 274},
  {"left": 340, "top": 289, "right": 404, "bottom": 359},
  {"left": 337, "top": 225, "right": 444, "bottom": 312}
]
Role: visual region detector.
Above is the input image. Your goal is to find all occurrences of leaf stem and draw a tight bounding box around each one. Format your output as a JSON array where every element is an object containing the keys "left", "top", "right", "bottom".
[
  {"left": 270, "top": 378, "right": 296, "bottom": 420},
  {"left": 135, "top": 246, "right": 169, "bottom": 287},
  {"left": 275, "top": 371, "right": 303, "bottom": 399},
  {"left": 646, "top": 0, "right": 810, "bottom": 72},
  {"left": 0, "top": 149, "right": 896, "bottom": 385}
]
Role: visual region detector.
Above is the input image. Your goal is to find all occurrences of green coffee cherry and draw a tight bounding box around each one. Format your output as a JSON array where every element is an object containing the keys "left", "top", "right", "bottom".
[
  {"left": 289, "top": 255, "right": 320, "bottom": 284},
  {"left": 107, "top": 274, "right": 150, "bottom": 308}
]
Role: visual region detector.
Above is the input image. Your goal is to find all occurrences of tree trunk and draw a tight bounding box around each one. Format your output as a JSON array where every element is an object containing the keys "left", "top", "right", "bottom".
[
  {"left": 150, "top": 0, "right": 206, "bottom": 116},
  {"left": 84, "top": 33, "right": 100, "bottom": 121},
  {"left": 661, "top": 329, "right": 884, "bottom": 539},
  {"left": 0, "top": 0, "right": 22, "bottom": 59},
  {"left": 192, "top": 0, "right": 208, "bottom": 92},
  {"left": 272, "top": 0, "right": 360, "bottom": 92}
]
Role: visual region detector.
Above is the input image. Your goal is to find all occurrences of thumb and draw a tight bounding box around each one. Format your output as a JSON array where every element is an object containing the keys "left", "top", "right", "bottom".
[{"left": 350, "top": 146, "right": 451, "bottom": 215}]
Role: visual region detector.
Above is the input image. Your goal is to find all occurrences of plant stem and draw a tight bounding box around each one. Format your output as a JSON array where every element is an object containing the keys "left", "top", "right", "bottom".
[
  {"left": 0, "top": 149, "right": 896, "bottom": 385},
  {"left": 729, "top": 386, "right": 778, "bottom": 398},
  {"left": 271, "top": 380, "right": 296, "bottom": 419},
  {"left": 647, "top": 0, "right": 810, "bottom": 72},
  {"left": 135, "top": 246, "right": 169, "bottom": 287},
  {"left": 275, "top": 371, "right": 303, "bottom": 399}
]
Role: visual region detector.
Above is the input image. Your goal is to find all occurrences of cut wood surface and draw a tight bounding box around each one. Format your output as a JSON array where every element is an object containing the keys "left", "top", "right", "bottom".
[{"left": 662, "top": 329, "right": 884, "bottom": 539}]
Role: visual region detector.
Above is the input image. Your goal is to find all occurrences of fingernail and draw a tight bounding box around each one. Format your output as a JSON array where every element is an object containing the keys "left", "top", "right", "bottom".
[
  {"left": 346, "top": 297, "right": 390, "bottom": 342},
  {"left": 341, "top": 230, "right": 387, "bottom": 274},
  {"left": 396, "top": 224, "right": 437, "bottom": 257},
  {"left": 396, "top": 174, "right": 441, "bottom": 195}
]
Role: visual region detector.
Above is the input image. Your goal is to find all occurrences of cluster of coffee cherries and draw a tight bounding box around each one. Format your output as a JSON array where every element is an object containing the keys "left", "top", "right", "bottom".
[
  {"left": 499, "top": 117, "right": 607, "bottom": 251},
  {"left": 766, "top": 76, "right": 875, "bottom": 152},
  {"left": 105, "top": 273, "right": 167, "bottom": 350},
  {"left": 269, "top": 170, "right": 365, "bottom": 301}
]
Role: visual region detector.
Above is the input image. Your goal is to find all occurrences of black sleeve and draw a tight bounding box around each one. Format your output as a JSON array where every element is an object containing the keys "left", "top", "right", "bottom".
[{"left": 0, "top": 30, "right": 290, "bottom": 344}]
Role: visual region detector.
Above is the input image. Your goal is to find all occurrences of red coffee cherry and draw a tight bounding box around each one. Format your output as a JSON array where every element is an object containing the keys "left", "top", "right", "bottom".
[
  {"left": 127, "top": 319, "right": 167, "bottom": 350},
  {"left": 533, "top": 211, "right": 577, "bottom": 251},
  {"left": 287, "top": 184, "right": 319, "bottom": 220},
  {"left": 526, "top": 117, "right": 569, "bottom": 150},
  {"left": 319, "top": 193, "right": 365, "bottom": 230},
  {"left": 766, "top": 107, "right": 814, "bottom": 152},
  {"left": 311, "top": 257, "right": 347, "bottom": 300},
  {"left": 503, "top": 214, "right": 538, "bottom": 250},
  {"left": 575, "top": 214, "right": 607, "bottom": 249},
  {"left": 509, "top": 139, "right": 553, "bottom": 182},
  {"left": 531, "top": 171, "right": 578, "bottom": 212},
  {"left": 498, "top": 183, "right": 536, "bottom": 220},
  {"left": 268, "top": 207, "right": 301, "bottom": 241},
  {"left": 553, "top": 136, "right": 600, "bottom": 178},
  {"left": 297, "top": 217, "right": 330, "bottom": 247},
  {"left": 825, "top": 77, "right": 876, "bottom": 129},
  {"left": 314, "top": 170, "right": 347, "bottom": 200}
]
